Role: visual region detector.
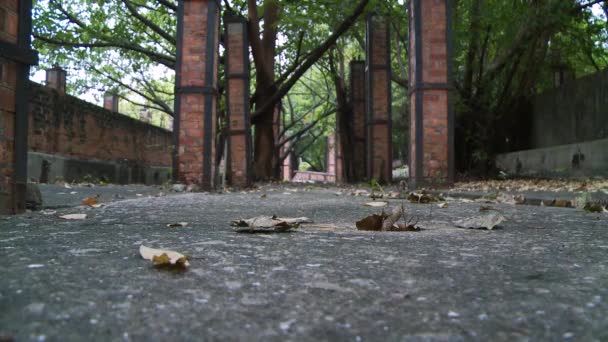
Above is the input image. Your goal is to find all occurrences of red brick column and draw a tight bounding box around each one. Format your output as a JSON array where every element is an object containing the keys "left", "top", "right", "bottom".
[
  {"left": 281, "top": 140, "right": 292, "bottom": 182},
  {"left": 103, "top": 93, "right": 119, "bottom": 112},
  {"left": 0, "top": 0, "right": 36, "bottom": 214},
  {"left": 327, "top": 134, "right": 336, "bottom": 176},
  {"left": 409, "top": 0, "right": 454, "bottom": 188},
  {"left": 334, "top": 131, "right": 343, "bottom": 183},
  {"left": 224, "top": 14, "right": 251, "bottom": 187},
  {"left": 174, "top": 0, "right": 220, "bottom": 190},
  {"left": 350, "top": 61, "right": 366, "bottom": 181},
  {"left": 366, "top": 15, "right": 392, "bottom": 184},
  {"left": 45, "top": 65, "right": 66, "bottom": 94}
]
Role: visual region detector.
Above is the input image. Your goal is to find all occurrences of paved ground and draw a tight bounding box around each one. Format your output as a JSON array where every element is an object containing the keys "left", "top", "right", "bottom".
[{"left": 1, "top": 185, "right": 607, "bottom": 341}]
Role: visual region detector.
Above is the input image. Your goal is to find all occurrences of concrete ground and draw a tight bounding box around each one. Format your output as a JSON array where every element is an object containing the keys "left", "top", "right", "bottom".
[{"left": 1, "top": 185, "right": 607, "bottom": 341}]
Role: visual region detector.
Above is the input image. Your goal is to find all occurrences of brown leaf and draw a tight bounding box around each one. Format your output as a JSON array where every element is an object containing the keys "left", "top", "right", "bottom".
[
  {"left": 438, "top": 202, "right": 449, "bottom": 208},
  {"left": 356, "top": 214, "right": 385, "bottom": 231},
  {"left": 81, "top": 196, "right": 99, "bottom": 206}
]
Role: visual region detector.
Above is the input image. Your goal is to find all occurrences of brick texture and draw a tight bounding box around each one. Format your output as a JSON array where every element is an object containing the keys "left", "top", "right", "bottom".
[
  {"left": 281, "top": 140, "right": 292, "bottom": 182},
  {"left": 225, "top": 16, "right": 251, "bottom": 188},
  {"left": 175, "top": 0, "right": 219, "bottom": 189},
  {"left": 409, "top": 0, "right": 453, "bottom": 188},
  {"left": 0, "top": 0, "right": 19, "bottom": 213},
  {"left": 350, "top": 61, "right": 366, "bottom": 181},
  {"left": 28, "top": 82, "right": 171, "bottom": 167},
  {"left": 366, "top": 16, "right": 392, "bottom": 184}
]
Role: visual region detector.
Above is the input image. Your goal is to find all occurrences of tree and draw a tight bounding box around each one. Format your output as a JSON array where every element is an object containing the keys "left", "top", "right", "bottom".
[{"left": 34, "top": 0, "right": 371, "bottom": 181}]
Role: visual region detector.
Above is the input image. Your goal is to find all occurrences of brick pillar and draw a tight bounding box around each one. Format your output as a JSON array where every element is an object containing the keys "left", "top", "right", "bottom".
[
  {"left": 0, "top": 0, "right": 37, "bottom": 214},
  {"left": 350, "top": 61, "right": 366, "bottom": 181},
  {"left": 327, "top": 134, "right": 336, "bottom": 176},
  {"left": 334, "top": 131, "right": 343, "bottom": 183},
  {"left": 103, "top": 93, "right": 119, "bottom": 112},
  {"left": 174, "top": 0, "right": 220, "bottom": 190},
  {"left": 366, "top": 15, "right": 392, "bottom": 184},
  {"left": 281, "top": 140, "right": 292, "bottom": 182},
  {"left": 45, "top": 65, "right": 66, "bottom": 94},
  {"left": 225, "top": 15, "right": 251, "bottom": 188},
  {"left": 409, "top": 0, "right": 454, "bottom": 188}
]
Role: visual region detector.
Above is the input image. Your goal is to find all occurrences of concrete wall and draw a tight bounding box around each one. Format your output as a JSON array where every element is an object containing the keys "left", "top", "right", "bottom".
[
  {"left": 27, "top": 82, "right": 172, "bottom": 184},
  {"left": 496, "top": 68, "right": 608, "bottom": 178},
  {"left": 531, "top": 68, "right": 608, "bottom": 148},
  {"left": 496, "top": 138, "right": 608, "bottom": 178}
]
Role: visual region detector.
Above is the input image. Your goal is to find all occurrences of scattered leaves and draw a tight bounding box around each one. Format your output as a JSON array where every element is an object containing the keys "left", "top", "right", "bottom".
[
  {"left": 167, "top": 222, "right": 188, "bottom": 228},
  {"left": 139, "top": 245, "right": 189, "bottom": 268},
  {"left": 454, "top": 212, "right": 506, "bottom": 230},
  {"left": 362, "top": 201, "right": 389, "bottom": 208},
  {"left": 407, "top": 191, "right": 444, "bottom": 204},
  {"left": 59, "top": 214, "right": 87, "bottom": 220}
]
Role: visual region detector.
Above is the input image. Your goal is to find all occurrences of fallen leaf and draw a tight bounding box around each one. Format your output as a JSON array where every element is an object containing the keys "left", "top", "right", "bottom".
[
  {"left": 355, "top": 214, "right": 385, "bottom": 231},
  {"left": 382, "top": 206, "right": 404, "bottom": 230},
  {"left": 81, "top": 196, "right": 99, "bottom": 206},
  {"left": 136, "top": 194, "right": 143, "bottom": 197},
  {"left": 362, "top": 201, "right": 389, "bottom": 207},
  {"left": 438, "top": 202, "right": 449, "bottom": 208},
  {"left": 139, "top": 245, "right": 189, "bottom": 268},
  {"left": 59, "top": 214, "right": 87, "bottom": 220},
  {"left": 232, "top": 216, "right": 310, "bottom": 233},
  {"left": 387, "top": 191, "right": 401, "bottom": 199},
  {"left": 351, "top": 190, "right": 371, "bottom": 197},
  {"left": 260, "top": 193, "right": 267, "bottom": 198},
  {"left": 584, "top": 203, "right": 604, "bottom": 213},
  {"left": 41, "top": 209, "right": 57, "bottom": 215},
  {"left": 479, "top": 205, "right": 495, "bottom": 212},
  {"left": 391, "top": 222, "right": 421, "bottom": 232},
  {"left": 454, "top": 212, "right": 506, "bottom": 230},
  {"left": 167, "top": 222, "right": 188, "bottom": 228},
  {"left": 369, "top": 193, "right": 384, "bottom": 200},
  {"left": 407, "top": 191, "right": 443, "bottom": 204},
  {"left": 91, "top": 204, "right": 103, "bottom": 209},
  {"left": 551, "top": 199, "right": 573, "bottom": 208}
]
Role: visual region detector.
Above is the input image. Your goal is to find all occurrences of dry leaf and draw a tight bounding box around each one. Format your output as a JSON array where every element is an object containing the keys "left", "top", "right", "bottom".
[
  {"left": 454, "top": 212, "right": 506, "bottom": 230},
  {"left": 381, "top": 206, "right": 403, "bottom": 230},
  {"left": 91, "top": 204, "right": 103, "bottom": 209},
  {"left": 438, "top": 202, "right": 449, "bottom": 208},
  {"left": 407, "top": 192, "right": 443, "bottom": 204},
  {"left": 260, "top": 193, "right": 267, "bottom": 198},
  {"left": 387, "top": 191, "right": 401, "bottom": 199},
  {"left": 551, "top": 199, "right": 573, "bottom": 208},
  {"left": 584, "top": 203, "right": 604, "bottom": 213},
  {"left": 59, "top": 214, "right": 87, "bottom": 220},
  {"left": 362, "top": 201, "right": 389, "bottom": 207},
  {"left": 139, "top": 245, "right": 189, "bottom": 268},
  {"left": 391, "top": 222, "right": 421, "bottom": 232},
  {"left": 232, "top": 216, "right": 310, "bottom": 233},
  {"left": 167, "top": 222, "right": 188, "bottom": 228},
  {"left": 355, "top": 214, "right": 385, "bottom": 231},
  {"left": 81, "top": 196, "right": 99, "bottom": 206}
]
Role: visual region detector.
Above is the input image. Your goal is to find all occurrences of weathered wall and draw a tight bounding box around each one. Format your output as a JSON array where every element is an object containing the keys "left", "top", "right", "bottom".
[
  {"left": 27, "top": 82, "right": 172, "bottom": 183},
  {"left": 531, "top": 68, "right": 608, "bottom": 148},
  {"left": 496, "top": 68, "right": 608, "bottom": 178}
]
